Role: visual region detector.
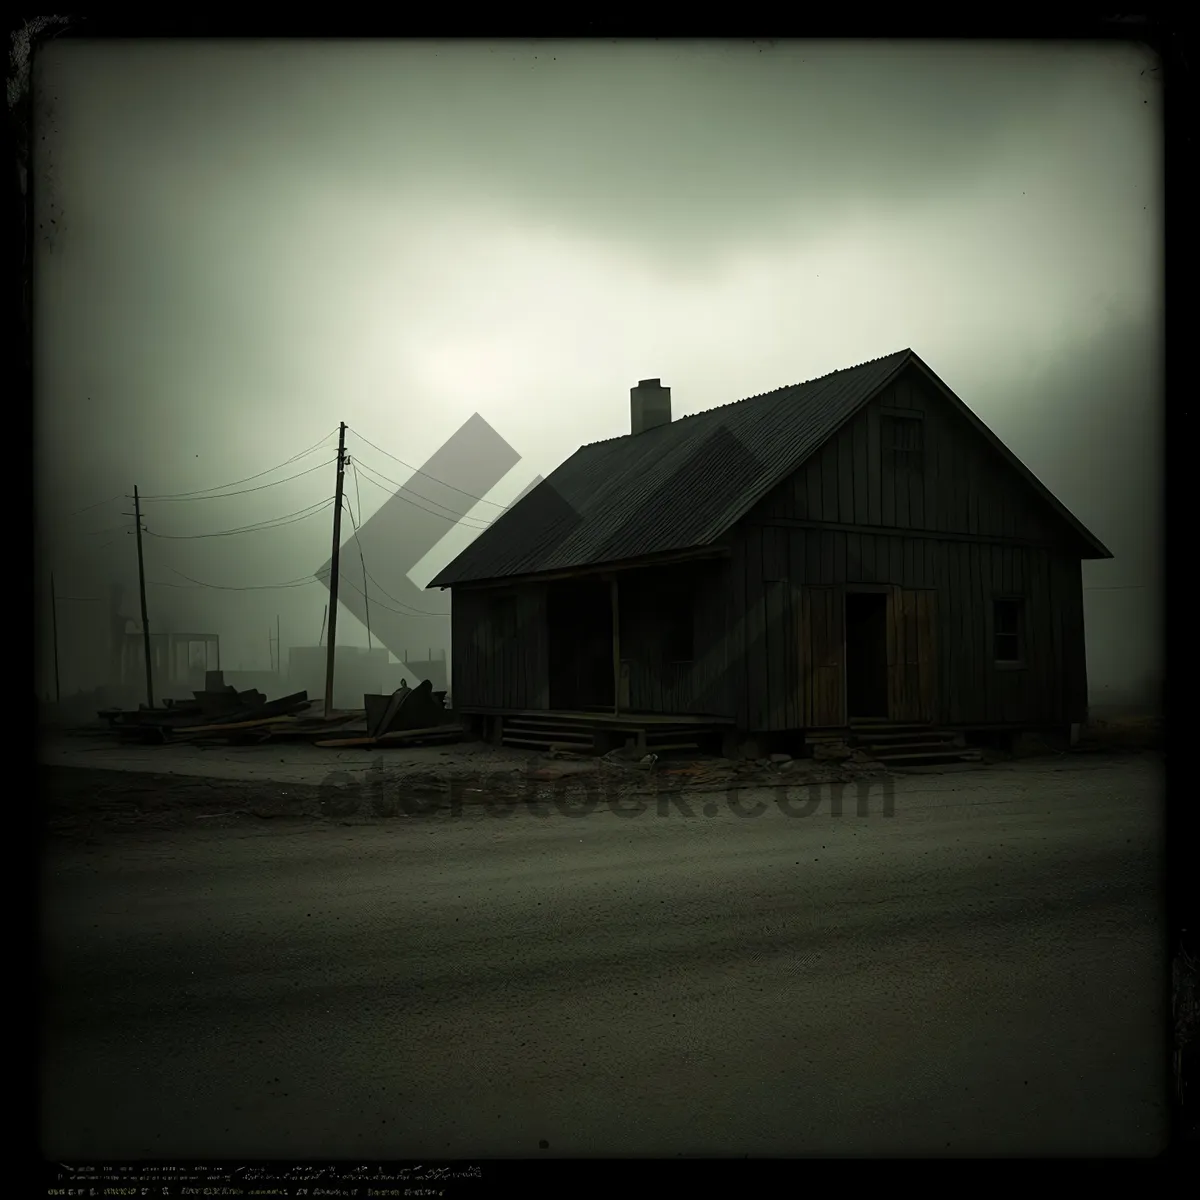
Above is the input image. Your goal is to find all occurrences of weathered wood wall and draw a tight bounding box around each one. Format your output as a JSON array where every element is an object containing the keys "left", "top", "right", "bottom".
[
  {"left": 449, "top": 561, "right": 734, "bottom": 716},
  {"left": 450, "top": 364, "right": 1091, "bottom": 729},
  {"left": 450, "top": 583, "right": 549, "bottom": 710},
  {"left": 729, "top": 518, "right": 1086, "bottom": 730},
  {"left": 748, "top": 366, "right": 1068, "bottom": 546},
  {"left": 726, "top": 363, "right": 1090, "bottom": 731},
  {"left": 617, "top": 559, "right": 733, "bottom": 716}
]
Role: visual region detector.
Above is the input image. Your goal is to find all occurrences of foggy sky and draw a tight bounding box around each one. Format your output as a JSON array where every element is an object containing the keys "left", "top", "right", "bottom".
[{"left": 32, "top": 39, "right": 1162, "bottom": 702}]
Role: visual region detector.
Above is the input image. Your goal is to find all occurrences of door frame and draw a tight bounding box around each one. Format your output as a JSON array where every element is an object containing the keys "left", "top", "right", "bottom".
[{"left": 843, "top": 584, "right": 892, "bottom": 721}]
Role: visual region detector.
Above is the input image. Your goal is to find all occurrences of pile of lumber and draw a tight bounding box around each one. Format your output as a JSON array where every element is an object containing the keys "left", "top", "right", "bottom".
[
  {"left": 94, "top": 674, "right": 462, "bottom": 749},
  {"left": 98, "top": 671, "right": 317, "bottom": 744}
]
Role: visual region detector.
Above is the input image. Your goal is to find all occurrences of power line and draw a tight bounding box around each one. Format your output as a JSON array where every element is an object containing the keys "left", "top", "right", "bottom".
[
  {"left": 80, "top": 522, "right": 133, "bottom": 537},
  {"left": 350, "top": 458, "right": 366, "bottom": 529},
  {"left": 325, "top": 567, "right": 450, "bottom": 620},
  {"left": 342, "top": 487, "right": 372, "bottom": 650},
  {"left": 144, "top": 497, "right": 335, "bottom": 539},
  {"left": 138, "top": 430, "right": 338, "bottom": 500},
  {"left": 351, "top": 457, "right": 494, "bottom": 530},
  {"left": 336, "top": 494, "right": 448, "bottom": 617},
  {"left": 146, "top": 498, "right": 332, "bottom": 540},
  {"left": 53, "top": 431, "right": 336, "bottom": 520},
  {"left": 1084, "top": 585, "right": 1150, "bottom": 591},
  {"left": 347, "top": 425, "right": 510, "bottom": 510},
  {"left": 365, "top": 565, "right": 446, "bottom": 618},
  {"left": 140, "top": 456, "right": 336, "bottom": 502},
  {"left": 350, "top": 454, "right": 493, "bottom": 527},
  {"left": 56, "top": 493, "right": 126, "bottom": 520},
  {"left": 155, "top": 568, "right": 324, "bottom": 592}
]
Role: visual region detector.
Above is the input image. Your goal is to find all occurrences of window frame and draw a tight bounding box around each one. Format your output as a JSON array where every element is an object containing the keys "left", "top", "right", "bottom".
[
  {"left": 991, "top": 595, "right": 1026, "bottom": 669},
  {"left": 880, "top": 411, "right": 926, "bottom": 477}
]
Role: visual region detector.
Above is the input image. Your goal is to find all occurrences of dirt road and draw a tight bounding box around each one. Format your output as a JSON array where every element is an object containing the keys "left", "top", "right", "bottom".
[{"left": 40, "top": 753, "right": 1167, "bottom": 1157}]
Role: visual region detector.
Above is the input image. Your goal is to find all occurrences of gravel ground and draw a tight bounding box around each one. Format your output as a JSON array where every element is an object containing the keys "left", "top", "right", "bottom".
[
  {"left": 40, "top": 749, "right": 893, "bottom": 844},
  {"left": 40, "top": 751, "right": 1168, "bottom": 1158}
]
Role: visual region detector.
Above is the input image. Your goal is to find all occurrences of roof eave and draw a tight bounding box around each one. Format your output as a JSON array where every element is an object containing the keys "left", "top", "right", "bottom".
[{"left": 427, "top": 539, "right": 731, "bottom": 590}]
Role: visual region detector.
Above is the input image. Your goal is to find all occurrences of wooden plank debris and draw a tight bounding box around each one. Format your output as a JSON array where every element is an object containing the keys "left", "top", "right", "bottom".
[
  {"left": 90, "top": 673, "right": 459, "bottom": 749},
  {"left": 97, "top": 678, "right": 314, "bottom": 742},
  {"left": 313, "top": 724, "right": 463, "bottom": 749}
]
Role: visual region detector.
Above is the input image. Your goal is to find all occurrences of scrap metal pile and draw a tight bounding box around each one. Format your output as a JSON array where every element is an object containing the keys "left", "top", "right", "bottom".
[
  {"left": 313, "top": 680, "right": 462, "bottom": 748},
  {"left": 96, "top": 673, "right": 461, "bottom": 748}
]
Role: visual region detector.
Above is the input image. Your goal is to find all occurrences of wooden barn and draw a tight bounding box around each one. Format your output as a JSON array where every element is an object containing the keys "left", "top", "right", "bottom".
[{"left": 426, "top": 349, "right": 1111, "bottom": 760}]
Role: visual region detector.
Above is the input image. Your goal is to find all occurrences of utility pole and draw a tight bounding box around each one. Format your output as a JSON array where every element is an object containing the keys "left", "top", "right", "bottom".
[
  {"left": 133, "top": 485, "right": 153, "bottom": 709},
  {"left": 50, "top": 572, "right": 61, "bottom": 703},
  {"left": 323, "top": 422, "right": 347, "bottom": 714},
  {"left": 277, "top": 613, "right": 282, "bottom": 680},
  {"left": 363, "top": 570, "right": 373, "bottom": 652}
]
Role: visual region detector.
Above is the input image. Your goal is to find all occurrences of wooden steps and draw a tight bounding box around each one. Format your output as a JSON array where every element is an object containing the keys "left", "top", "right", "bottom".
[
  {"left": 848, "top": 719, "right": 981, "bottom": 767},
  {"left": 501, "top": 716, "right": 596, "bottom": 752}
]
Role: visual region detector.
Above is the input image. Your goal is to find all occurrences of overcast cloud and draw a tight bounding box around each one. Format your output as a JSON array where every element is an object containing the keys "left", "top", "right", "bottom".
[{"left": 32, "top": 39, "right": 1162, "bottom": 704}]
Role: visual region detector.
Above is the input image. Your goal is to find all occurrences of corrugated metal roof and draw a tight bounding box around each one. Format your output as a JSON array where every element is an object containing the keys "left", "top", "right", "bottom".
[
  {"left": 428, "top": 350, "right": 913, "bottom": 587},
  {"left": 428, "top": 347, "right": 1111, "bottom": 588}
]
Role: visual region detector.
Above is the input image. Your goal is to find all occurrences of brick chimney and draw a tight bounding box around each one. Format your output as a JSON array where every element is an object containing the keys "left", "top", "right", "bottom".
[{"left": 630, "top": 378, "right": 672, "bottom": 435}]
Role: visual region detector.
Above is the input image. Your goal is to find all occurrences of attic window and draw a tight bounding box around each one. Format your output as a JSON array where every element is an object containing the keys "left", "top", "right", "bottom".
[{"left": 882, "top": 414, "right": 924, "bottom": 476}]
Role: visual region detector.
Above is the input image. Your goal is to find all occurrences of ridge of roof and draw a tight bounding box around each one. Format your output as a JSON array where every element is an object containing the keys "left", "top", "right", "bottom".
[
  {"left": 576, "top": 348, "right": 914, "bottom": 450},
  {"left": 427, "top": 346, "right": 1111, "bottom": 588}
]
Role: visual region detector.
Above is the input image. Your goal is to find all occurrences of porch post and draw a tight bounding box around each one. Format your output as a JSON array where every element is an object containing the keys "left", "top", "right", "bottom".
[{"left": 611, "top": 575, "right": 620, "bottom": 715}]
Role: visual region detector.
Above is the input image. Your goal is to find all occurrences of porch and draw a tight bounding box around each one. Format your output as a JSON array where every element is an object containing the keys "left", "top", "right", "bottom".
[{"left": 452, "top": 552, "right": 734, "bottom": 725}]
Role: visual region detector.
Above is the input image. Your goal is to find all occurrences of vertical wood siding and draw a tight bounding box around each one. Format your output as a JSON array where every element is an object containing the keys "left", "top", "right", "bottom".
[
  {"left": 450, "top": 363, "right": 1088, "bottom": 730},
  {"left": 749, "top": 366, "right": 1061, "bottom": 544},
  {"left": 724, "top": 522, "right": 1081, "bottom": 729},
  {"left": 722, "top": 365, "right": 1088, "bottom": 730},
  {"left": 450, "top": 583, "right": 549, "bottom": 710},
  {"left": 620, "top": 559, "right": 732, "bottom": 716}
]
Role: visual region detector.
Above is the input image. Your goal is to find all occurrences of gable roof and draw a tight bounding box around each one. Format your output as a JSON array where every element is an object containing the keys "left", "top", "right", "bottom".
[{"left": 428, "top": 349, "right": 1111, "bottom": 588}]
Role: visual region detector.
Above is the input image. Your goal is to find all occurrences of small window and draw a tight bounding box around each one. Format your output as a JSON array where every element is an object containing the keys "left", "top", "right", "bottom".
[
  {"left": 882, "top": 414, "right": 924, "bottom": 476},
  {"left": 993, "top": 598, "right": 1024, "bottom": 664}
]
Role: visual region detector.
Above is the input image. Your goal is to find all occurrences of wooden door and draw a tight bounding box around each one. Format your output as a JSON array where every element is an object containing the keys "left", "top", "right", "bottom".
[
  {"left": 799, "top": 586, "right": 845, "bottom": 728},
  {"left": 887, "top": 586, "right": 937, "bottom": 723}
]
